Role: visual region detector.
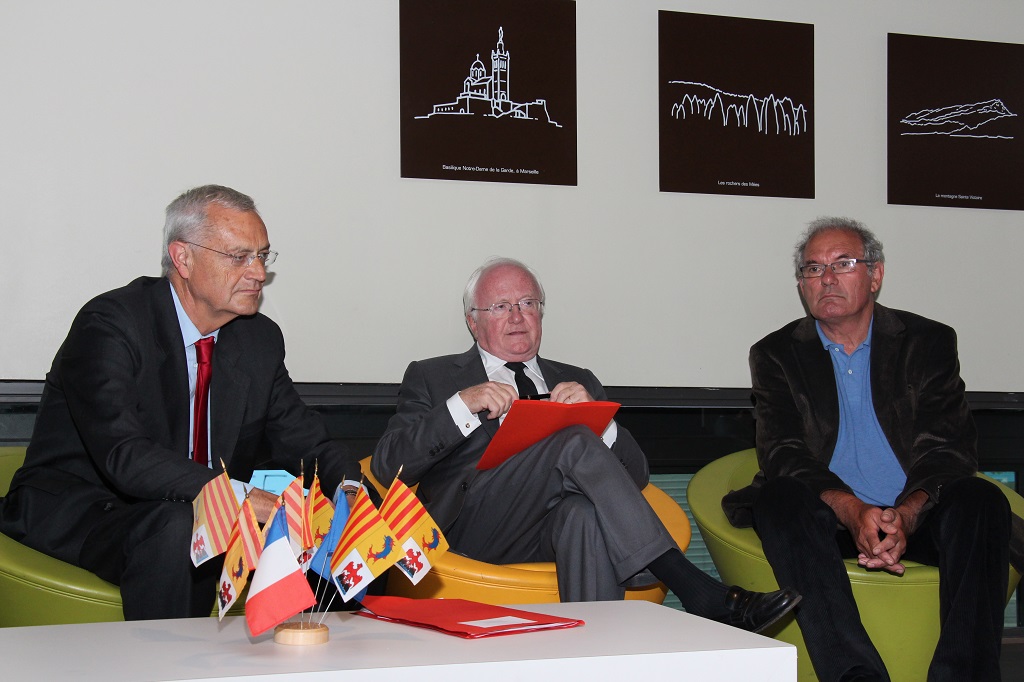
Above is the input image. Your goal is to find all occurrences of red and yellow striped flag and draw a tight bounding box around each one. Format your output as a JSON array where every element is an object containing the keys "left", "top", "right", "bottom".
[
  {"left": 281, "top": 476, "right": 305, "bottom": 557},
  {"left": 330, "top": 487, "right": 400, "bottom": 579},
  {"left": 379, "top": 478, "right": 449, "bottom": 584},
  {"left": 190, "top": 470, "right": 240, "bottom": 567},
  {"left": 238, "top": 496, "right": 262, "bottom": 569}
]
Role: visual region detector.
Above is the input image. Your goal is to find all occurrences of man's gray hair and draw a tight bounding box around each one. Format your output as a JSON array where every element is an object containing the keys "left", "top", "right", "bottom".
[
  {"left": 463, "top": 256, "right": 546, "bottom": 317},
  {"left": 793, "top": 216, "right": 885, "bottom": 279},
  {"left": 161, "top": 185, "right": 258, "bottom": 276}
]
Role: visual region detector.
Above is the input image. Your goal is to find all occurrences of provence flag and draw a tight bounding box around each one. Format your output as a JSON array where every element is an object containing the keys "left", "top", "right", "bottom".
[
  {"left": 245, "top": 506, "right": 316, "bottom": 636},
  {"left": 379, "top": 478, "right": 449, "bottom": 585},
  {"left": 330, "top": 487, "right": 400, "bottom": 601},
  {"left": 191, "top": 470, "right": 240, "bottom": 567}
]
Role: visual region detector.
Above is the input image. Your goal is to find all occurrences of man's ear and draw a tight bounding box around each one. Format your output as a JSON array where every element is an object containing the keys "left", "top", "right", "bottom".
[
  {"left": 167, "top": 241, "right": 192, "bottom": 279},
  {"left": 466, "top": 313, "right": 478, "bottom": 340}
]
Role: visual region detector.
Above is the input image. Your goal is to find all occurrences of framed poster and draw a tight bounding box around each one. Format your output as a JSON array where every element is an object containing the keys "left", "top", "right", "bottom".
[
  {"left": 400, "top": 0, "right": 577, "bottom": 186},
  {"left": 888, "top": 33, "right": 1023, "bottom": 211},
  {"left": 659, "top": 11, "right": 814, "bottom": 198}
]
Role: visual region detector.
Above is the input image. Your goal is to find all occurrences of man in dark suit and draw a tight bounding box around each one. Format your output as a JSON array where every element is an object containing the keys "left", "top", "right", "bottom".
[
  {"left": 0, "top": 185, "right": 362, "bottom": 620},
  {"left": 724, "top": 218, "right": 1021, "bottom": 681},
  {"left": 373, "top": 256, "right": 799, "bottom": 631}
]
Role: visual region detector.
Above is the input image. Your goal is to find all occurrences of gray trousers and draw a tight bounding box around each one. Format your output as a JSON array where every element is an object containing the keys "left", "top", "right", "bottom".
[{"left": 445, "top": 425, "right": 676, "bottom": 601}]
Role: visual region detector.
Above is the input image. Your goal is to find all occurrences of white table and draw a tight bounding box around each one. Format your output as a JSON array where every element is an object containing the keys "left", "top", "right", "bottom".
[{"left": 1, "top": 600, "right": 795, "bottom": 681}]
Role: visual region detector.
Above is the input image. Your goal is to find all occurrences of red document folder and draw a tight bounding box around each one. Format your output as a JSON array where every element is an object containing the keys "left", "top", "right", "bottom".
[
  {"left": 476, "top": 400, "right": 620, "bottom": 471},
  {"left": 358, "top": 595, "right": 584, "bottom": 638}
]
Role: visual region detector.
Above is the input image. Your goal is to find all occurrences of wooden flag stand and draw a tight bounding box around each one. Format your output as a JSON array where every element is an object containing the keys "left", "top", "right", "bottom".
[{"left": 274, "top": 621, "right": 329, "bottom": 646}]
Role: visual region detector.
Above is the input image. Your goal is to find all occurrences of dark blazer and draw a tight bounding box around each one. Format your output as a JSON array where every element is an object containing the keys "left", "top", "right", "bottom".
[
  {"left": 1, "top": 276, "right": 359, "bottom": 563},
  {"left": 372, "top": 346, "right": 648, "bottom": 531},
  {"left": 723, "top": 304, "right": 1024, "bottom": 569}
]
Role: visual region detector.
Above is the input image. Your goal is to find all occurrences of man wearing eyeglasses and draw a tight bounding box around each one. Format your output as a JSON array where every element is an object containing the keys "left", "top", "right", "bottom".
[
  {"left": 0, "top": 185, "right": 363, "bottom": 620},
  {"left": 723, "top": 217, "right": 1020, "bottom": 681},
  {"left": 373, "top": 256, "right": 800, "bottom": 633}
]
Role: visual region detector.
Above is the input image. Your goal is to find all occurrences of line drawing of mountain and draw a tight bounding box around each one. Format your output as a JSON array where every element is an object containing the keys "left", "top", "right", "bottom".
[
  {"left": 667, "top": 80, "right": 808, "bottom": 135},
  {"left": 899, "top": 99, "right": 1016, "bottom": 139}
]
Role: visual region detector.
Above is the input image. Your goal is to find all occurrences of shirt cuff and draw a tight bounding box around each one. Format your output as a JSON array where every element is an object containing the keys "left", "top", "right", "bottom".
[{"left": 447, "top": 392, "right": 481, "bottom": 437}]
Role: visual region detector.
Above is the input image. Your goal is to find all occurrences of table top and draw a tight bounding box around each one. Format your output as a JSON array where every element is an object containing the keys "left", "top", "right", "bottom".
[{"left": 1, "top": 600, "right": 794, "bottom": 681}]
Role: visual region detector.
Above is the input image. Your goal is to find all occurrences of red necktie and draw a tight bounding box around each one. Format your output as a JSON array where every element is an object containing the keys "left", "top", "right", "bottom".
[{"left": 193, "top": 336, "right": 214, "bottom": 466}]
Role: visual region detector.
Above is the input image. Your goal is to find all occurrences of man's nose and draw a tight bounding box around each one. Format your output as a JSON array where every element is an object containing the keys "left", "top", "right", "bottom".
[{"left": 247, "top": 258, "right": 267, "bottom": 281}]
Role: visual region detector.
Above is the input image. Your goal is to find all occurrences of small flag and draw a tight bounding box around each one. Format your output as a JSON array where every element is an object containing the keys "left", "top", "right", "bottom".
[
  {"left": 299, "top": 474, "right": 335, "bottom": 571},
  {"left": 238, "top": 496, "right": 263, "bottom": 570},
  {"left": 245, "top": 506, "right": 316, "bottom": 637},
  {"left": 329, "top": 487, "right": 401, "bottom": 601},
  {"left": 191, "top": 470, "right": 240, "bottom": 567},
  {"left": 307, "top": 475, "right": 333, "bottom": 549},
  {"left": 281, "top": 476, "right": 305, "bottom": 557},
  {"left": 217, "top": 523, "right": 248, "bottom": 620},
  {"left": 309, "top": 488, "right": 349, "bottom": 581},
  {"left": 379, "top": 478, "right": 449, "bottom": 584}
]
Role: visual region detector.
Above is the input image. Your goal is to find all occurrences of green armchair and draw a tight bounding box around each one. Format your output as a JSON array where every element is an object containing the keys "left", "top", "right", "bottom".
[
  {"left": 0, "top": 446, "right": 246, "bottom": 626},
  {"left": 688, "top": 448, "right": 1024, "bottom": 682}
]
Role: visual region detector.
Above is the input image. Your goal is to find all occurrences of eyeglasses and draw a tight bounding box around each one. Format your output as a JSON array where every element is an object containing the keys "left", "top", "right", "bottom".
[
  {"left": 798, "top": 258, "right": 874, "bottom": 279},
  {"left": 184, "top": 241, "right": 278, "bottom": 268},
  {"left": 470, "top": 298, "right": 544, "bottom": 317}
]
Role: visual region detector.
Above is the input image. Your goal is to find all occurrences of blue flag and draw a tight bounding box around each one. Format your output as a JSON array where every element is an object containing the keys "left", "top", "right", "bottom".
[{"left": 308, "top": 486, "right": 350, "bottom": 581}]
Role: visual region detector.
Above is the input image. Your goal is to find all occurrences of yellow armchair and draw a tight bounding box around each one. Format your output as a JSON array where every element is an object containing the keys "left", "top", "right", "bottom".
[{"left": 360, "top": 457, "right": 692, "bottom": 604}]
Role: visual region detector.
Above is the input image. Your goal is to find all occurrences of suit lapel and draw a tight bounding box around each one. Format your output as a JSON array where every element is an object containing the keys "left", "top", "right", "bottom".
[
  {"left": 790, "top": 317, "right": 840, "bottom": 454},
  {"left": 209, "top": 323, "right": 250, "bottom": 470},
  {"left": 868, "top": 305, "right": 905, "bottom": 444},
  {"left": 151, "top": 280, "right": 191, "bottom": 455}
]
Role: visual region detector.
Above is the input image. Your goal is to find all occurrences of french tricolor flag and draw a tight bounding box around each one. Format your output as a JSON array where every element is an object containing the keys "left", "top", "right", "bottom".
[{"left": 245, "top": 505, "right": 316, "bottom": 636}]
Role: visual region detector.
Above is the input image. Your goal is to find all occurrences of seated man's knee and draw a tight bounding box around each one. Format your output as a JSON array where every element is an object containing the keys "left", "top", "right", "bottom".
[
  {"left": 939, "top": 476, "right": 1010, "bottom": 521},
  {"left": 754, "top": 476, "right": 835, "bottom": 532}
]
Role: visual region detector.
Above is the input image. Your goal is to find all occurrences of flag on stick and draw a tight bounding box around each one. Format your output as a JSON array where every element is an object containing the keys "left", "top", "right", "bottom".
[
  {"left": 191, "top": 470, "right": 240, "bottom": 567},
  {"left": 309, "top": 489, "right": 349, "bottom": 581},
  {"left": 245, "top": 506, "right": 316, "bottom": 636},
  {"left": 329, "top": 487, "right": 400, "bottom": 601},
  {"left": 216, "top": 523, "right": 248, "bottom": 620},
  {"left": 237, "top": 496, "right": 263, "bottom": 570},
  {"left": 379, "top": 477, "right": 449, "bottom": 585},
  {"left": 281, "top": 476, "right": 305, "bottom": 557}
]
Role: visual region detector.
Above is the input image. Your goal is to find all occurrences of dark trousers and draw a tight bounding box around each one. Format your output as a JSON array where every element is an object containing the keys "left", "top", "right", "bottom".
[
  {"left": 445, "top": 425, "right": 676, "bottom": 601},
  {"left": 79, "top": 499, "right": 220, "bottom": 620},
  {"left": 753, "top": 475, "right": 1010, "bottom": 682}
]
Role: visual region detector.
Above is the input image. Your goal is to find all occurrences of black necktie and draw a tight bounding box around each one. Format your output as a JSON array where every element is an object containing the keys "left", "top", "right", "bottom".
[{"left": 505, "top": 361, "right": 538, "bottom": 398}]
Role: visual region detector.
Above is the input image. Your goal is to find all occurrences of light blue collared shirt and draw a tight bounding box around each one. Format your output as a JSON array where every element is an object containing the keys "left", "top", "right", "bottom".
[
  {"left": 169, "top": 282, "right": 219, "bottom": 466},
  {"left": 817, "top": 319, "right": 906, "bottom": 506}
]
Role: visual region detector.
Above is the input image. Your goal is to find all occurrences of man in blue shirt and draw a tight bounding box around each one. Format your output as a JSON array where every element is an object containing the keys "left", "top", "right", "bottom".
[{"left": 725, "top": 218, "right": 1020, "bottom": 681}]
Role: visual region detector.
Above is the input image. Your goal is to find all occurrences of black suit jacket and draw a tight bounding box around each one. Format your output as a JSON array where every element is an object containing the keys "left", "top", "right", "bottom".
[
  {"left": 723, "top": 304, "right": 1024, "bottom": 568},
  {"left": 1, "top": 276, "right": 359, "bottom": 562},
  {"left": 371, "top": 346, "right": 648, "bottom": 530}
]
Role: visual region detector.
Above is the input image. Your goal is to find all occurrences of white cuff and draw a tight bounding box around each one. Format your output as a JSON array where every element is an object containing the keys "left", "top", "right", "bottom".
[{"left": 447, "top": 392, "right": 481, "bottom": 437}]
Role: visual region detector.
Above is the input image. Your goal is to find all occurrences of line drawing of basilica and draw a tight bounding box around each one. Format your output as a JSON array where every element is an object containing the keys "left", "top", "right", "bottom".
[{"left": 418, "top": 27, "right": 562, "bottom": 127}]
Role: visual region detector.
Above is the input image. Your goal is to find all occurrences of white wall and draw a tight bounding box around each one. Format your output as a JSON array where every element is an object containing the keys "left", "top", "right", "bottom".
[{"left": 2, "top": 1, "right": 1021, "bottom": 390}]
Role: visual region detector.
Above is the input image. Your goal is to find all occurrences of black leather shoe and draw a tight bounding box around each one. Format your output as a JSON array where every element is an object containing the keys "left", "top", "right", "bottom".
[{"left": 723, "top": 585, "right": 801, "bottom": 633}]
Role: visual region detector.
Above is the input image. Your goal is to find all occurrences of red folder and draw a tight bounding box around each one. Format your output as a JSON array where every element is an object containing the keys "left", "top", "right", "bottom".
[
  {"left": 358, "top": 595, "right": 584, "bottom": 638},
  {"left": 476, "top": 400, "right": 620, "bottom": 471}
]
